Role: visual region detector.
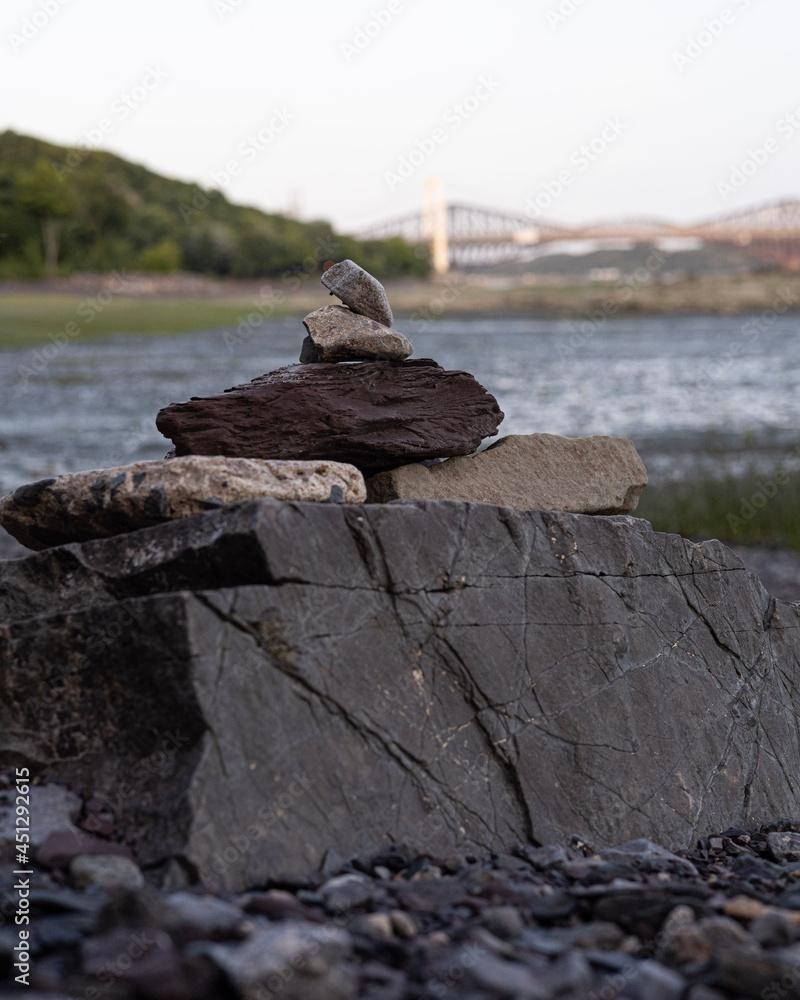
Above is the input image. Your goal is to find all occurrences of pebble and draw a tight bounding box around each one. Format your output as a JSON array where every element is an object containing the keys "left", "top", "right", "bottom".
[
  {"left": 750, "top": 909, "right": 797, "bottom": 947},
  {"left": 515, "top": 842, "right": 569, "bottom": 869},
  {"left": 70, "top": 854, "right": 145, "bottom": 890},
  {"left": 624, "top": 958, "right": 687, "bottom": 1000},
  {"left": 9, "top": 789, "right": 800, "bottom": 1000},
  {"left": 36, "top": 828, "right": 133, "bottom": 869},
  {"left": 599, "top": 837, "right": 700, "bottom": 876},
  {"left": 163, "top": 890, "right": 245, "bottom": 939},
  {"left": 351, "top": 912, "right": 394, "bottom": 941},
  {"left": 768, "top": 830, "right": 800, "bottom": 862},
  {"left": 319, "top": 872, "right": 374, "bottom": 912},
  {"left": 203, "top": 922, "right": 355, "bottom": 1000},
  {"left": 389, "top": 908, "right": 418, "bottom": 939},
  {"left": 481, "top": 904, "right": 525, "bottom": 939}
]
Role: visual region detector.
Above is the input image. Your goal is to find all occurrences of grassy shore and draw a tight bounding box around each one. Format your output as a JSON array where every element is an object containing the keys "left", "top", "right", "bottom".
[
  {"left": 1, "top": 271, "right": 799, "bottom": 349},
  {"left": 636, "top": 467, "right": 800, "bottom": 550},
  {"left": 0, "top": 294, "right": 306, "bottom": 349}
]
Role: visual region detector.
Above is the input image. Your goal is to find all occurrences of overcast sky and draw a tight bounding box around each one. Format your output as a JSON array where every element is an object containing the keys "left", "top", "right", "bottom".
[{"left": 2, "top": 0, "right": 797, "bottom": 233}]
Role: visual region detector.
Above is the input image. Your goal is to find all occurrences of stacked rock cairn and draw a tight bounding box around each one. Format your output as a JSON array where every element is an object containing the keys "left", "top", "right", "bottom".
[{"left": 0, "top": 260, "right": 647, "bottom": 551}]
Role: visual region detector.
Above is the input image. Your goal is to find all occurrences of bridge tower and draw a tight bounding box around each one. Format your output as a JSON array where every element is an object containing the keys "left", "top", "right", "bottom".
[{"left": 422, "top": 177, "right": 450, "bottom": 274}]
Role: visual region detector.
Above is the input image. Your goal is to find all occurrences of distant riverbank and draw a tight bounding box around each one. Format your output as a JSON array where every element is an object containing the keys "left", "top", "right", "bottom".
[{"left": 0, "top": 270, "right": 798, "bottom": 348}]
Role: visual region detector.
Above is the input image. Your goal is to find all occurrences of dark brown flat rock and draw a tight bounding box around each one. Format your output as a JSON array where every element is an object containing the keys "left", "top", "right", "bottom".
[{"left": 156, "top": 359, "right": 504, "bottom": 474}]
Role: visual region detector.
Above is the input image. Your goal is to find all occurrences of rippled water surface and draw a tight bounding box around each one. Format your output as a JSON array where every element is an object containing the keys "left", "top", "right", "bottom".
[{"left": 1, "top": 312, "right": 799, "bottom": 494}]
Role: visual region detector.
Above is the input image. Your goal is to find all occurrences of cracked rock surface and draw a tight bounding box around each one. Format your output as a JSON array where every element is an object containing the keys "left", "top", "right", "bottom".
[{"left": 2, "top": 499, "right": 800, "bottom": 896}]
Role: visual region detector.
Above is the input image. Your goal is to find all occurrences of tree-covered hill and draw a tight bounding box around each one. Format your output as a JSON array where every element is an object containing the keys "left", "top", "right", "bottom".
[{"left": 0, "top": 130, "right": 429, "bottom": 281}]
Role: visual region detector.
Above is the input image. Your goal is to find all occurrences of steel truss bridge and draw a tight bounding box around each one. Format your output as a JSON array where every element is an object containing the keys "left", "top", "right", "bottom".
[{"left": 355, "top": 199, "right": 800, "bottom": 272}]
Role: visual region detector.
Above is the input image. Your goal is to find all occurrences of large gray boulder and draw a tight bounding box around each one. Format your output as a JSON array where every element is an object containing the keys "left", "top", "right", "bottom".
[{"left": 2, "top": 499, "right": 799, "bottom": 893}]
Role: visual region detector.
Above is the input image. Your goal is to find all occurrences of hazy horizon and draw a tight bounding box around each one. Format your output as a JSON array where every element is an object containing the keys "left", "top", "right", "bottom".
[{"left": 2, "top": 0, "right": 798, "bottom": 233}]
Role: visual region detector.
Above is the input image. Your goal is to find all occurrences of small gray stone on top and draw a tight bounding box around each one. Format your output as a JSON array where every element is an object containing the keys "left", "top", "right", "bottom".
[{"left": 321, "top": 259, "right": 393, "bottom": 327}]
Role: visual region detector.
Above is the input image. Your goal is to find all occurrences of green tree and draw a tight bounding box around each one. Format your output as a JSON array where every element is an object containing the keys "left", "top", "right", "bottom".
[
  {"left": 0, "top": 131, "right": 430, "bottom": 281},
  {"left": 140, "top": 238, "right": 182, "bottom": 272},
  {"left": 17, "top": 158, "right": 76, "bottom": 276}
]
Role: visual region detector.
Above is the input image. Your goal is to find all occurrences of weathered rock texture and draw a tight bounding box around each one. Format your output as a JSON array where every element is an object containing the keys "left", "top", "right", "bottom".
[
  {"left": 156, "top": 360, "right": 504, "bottom": 474},
  {"left": 0, "top": 456, "right": 366, "bottom": 550},
  {"left": 2, "top": 499, "right": 799, "bottom": 893},
  {"left": 321, "top": 259, "right": 393, "bottom": 327},
  {"left": 300, "top": 305, "right": 412, "bottom": 363},
  {"left": 366, "top": 433, "right": 648, "bottom": 513}
]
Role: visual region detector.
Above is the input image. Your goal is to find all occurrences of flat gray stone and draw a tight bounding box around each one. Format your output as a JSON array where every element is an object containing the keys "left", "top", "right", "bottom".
[
  {"left": 300, "top": 305, "right": 411, "bottom": 363},
  {"left": 0, "top": 456, "right": 366, "bottom": 550},
  {"left": 366, "top": 433, "right": 647, "bottom": 513},
  {"left": 2, "top": 500, "right": 800, "bottom": 893},
  {"left": 321, "top": 259, "right": 393, "bottom": 327}
]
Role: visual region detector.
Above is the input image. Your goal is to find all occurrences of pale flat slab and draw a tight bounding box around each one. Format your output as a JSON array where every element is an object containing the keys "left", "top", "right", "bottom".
[
  {"left": 366, "top": 433, "right": 648, "bottom": 513},
  {"left": 0, "top": 456, "right": 366, "bottom": 549}
]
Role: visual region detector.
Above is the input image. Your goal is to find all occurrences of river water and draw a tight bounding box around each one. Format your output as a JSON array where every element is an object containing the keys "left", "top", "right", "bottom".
[{"left": 1, "top": 313, "right": 799, "bottom": 496}]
